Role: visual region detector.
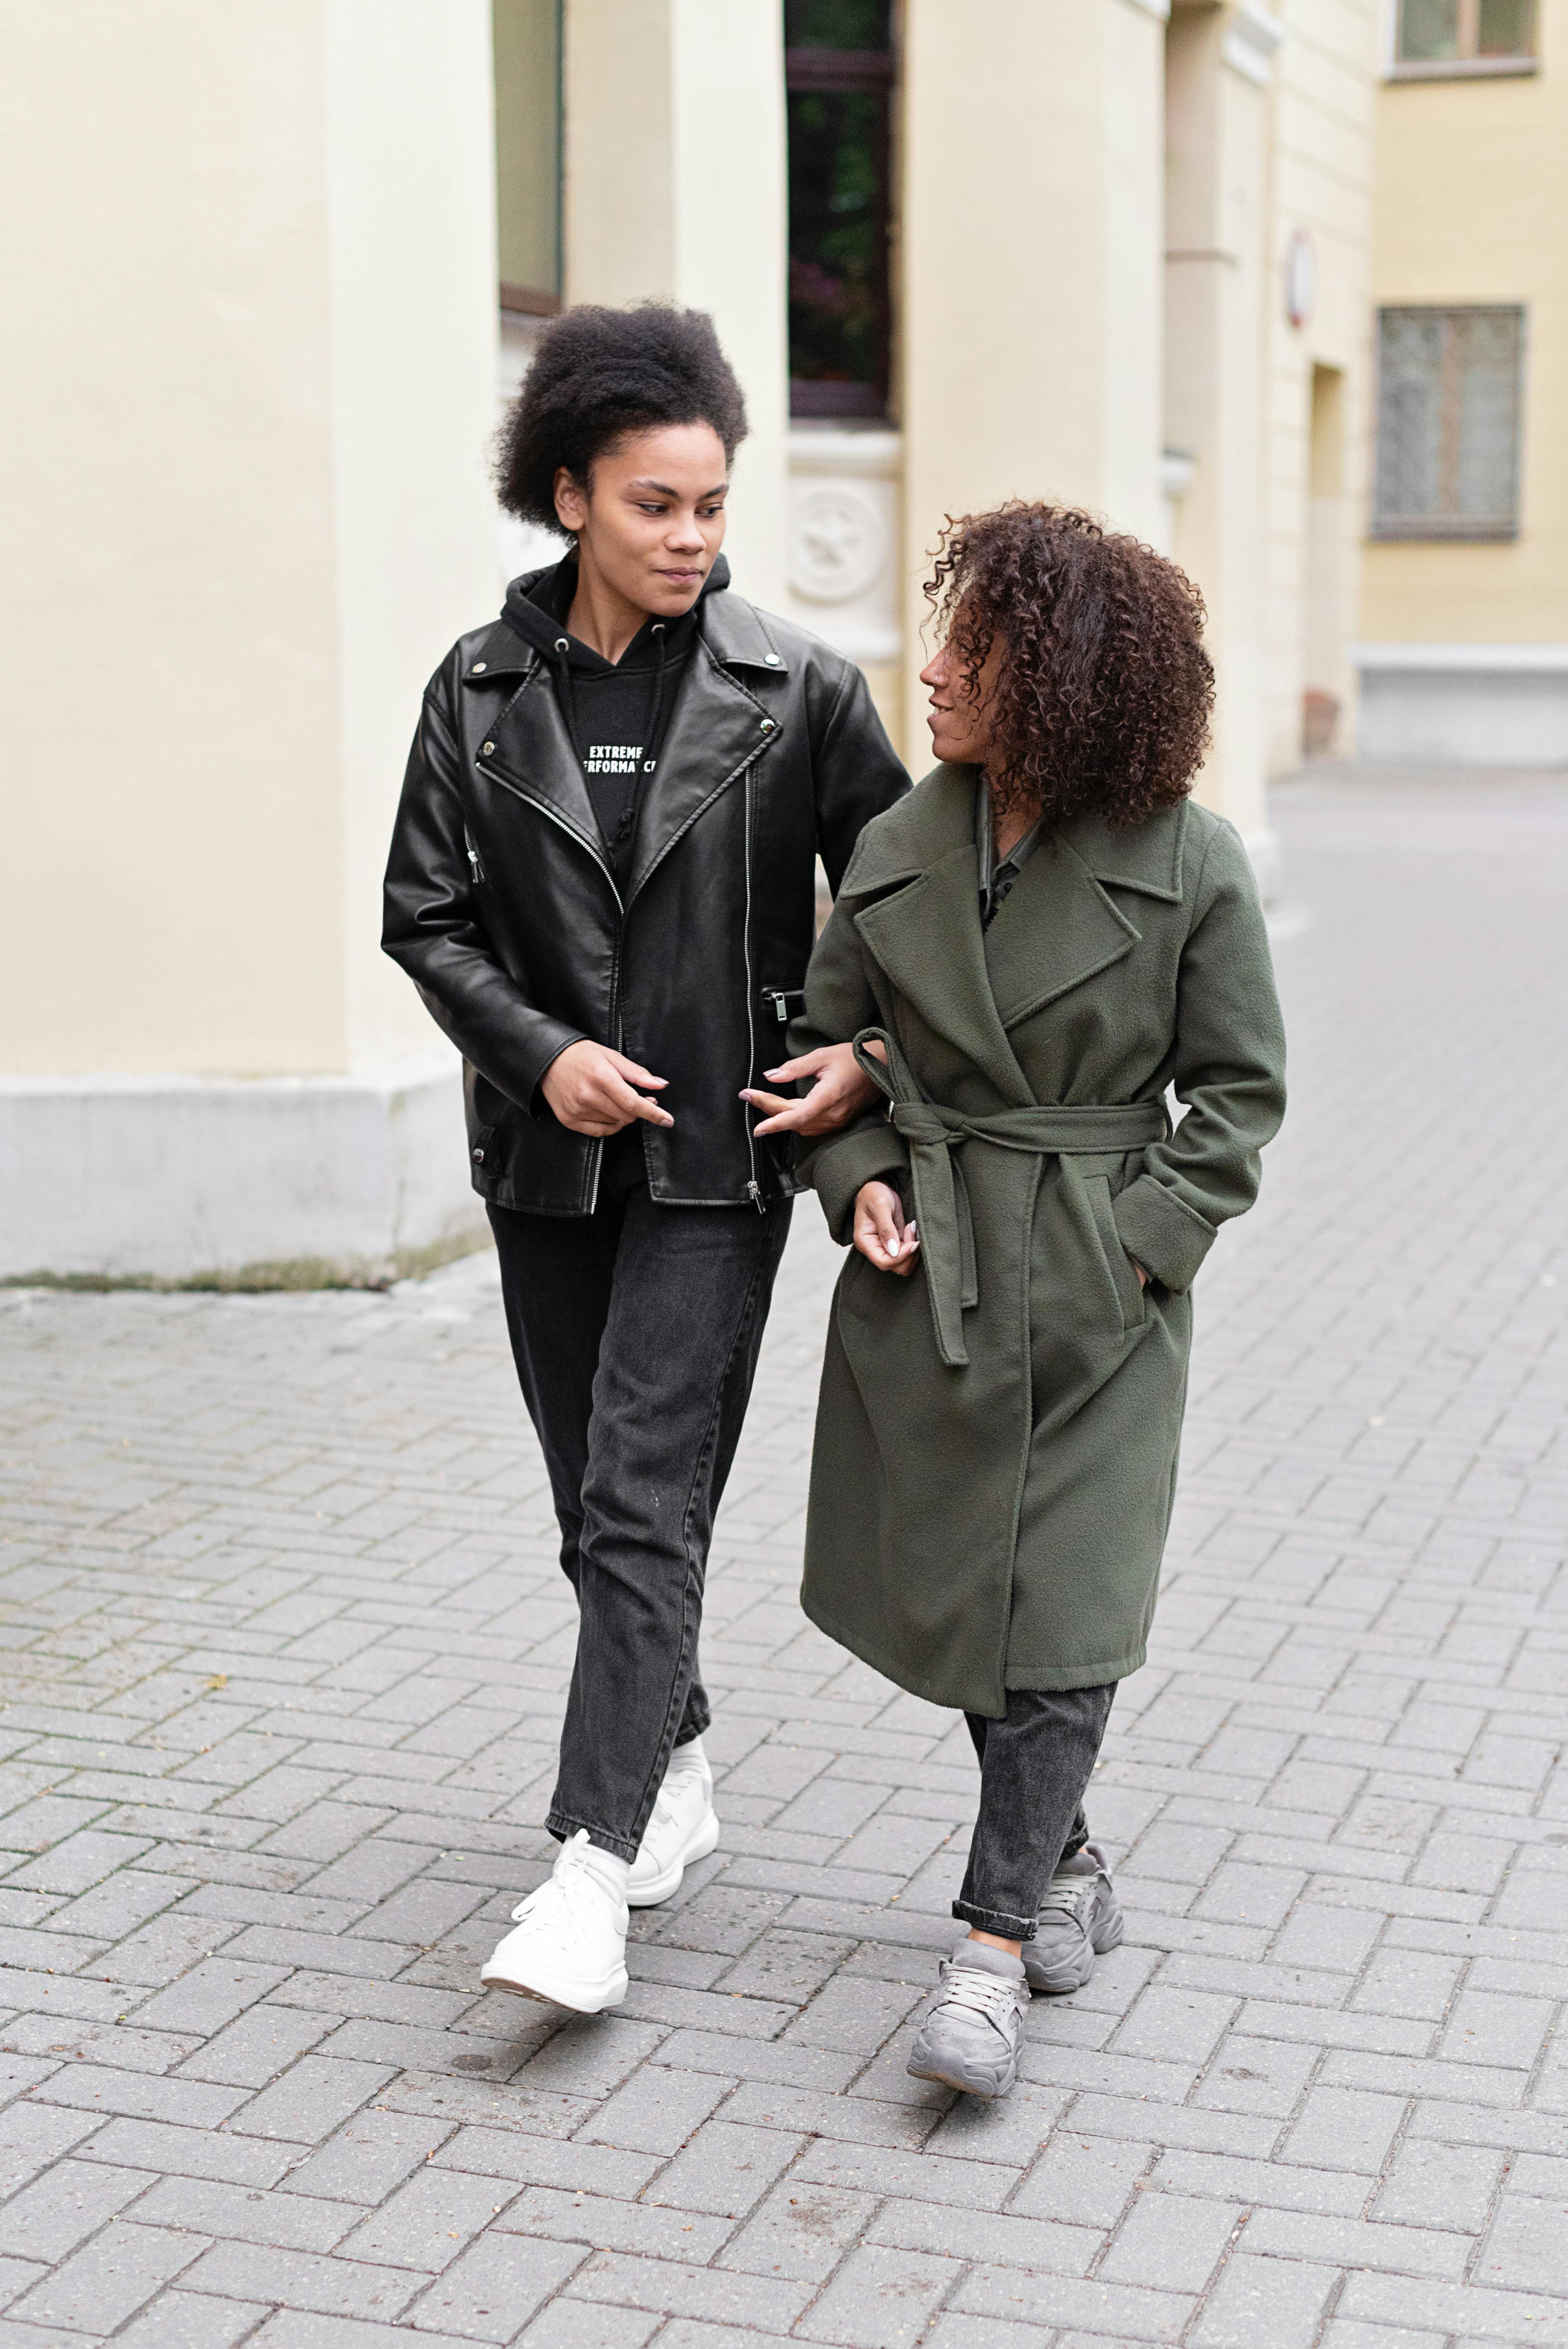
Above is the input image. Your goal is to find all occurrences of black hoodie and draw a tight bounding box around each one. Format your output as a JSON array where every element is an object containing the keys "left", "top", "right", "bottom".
[{"left": 502, "top": 552, "right": 730, "bottom": 884}]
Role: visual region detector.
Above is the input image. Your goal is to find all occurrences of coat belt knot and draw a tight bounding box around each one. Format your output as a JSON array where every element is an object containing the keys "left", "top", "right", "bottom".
[{"left": 853, "top": 1027, "right": 1168, "bottom": 1369}]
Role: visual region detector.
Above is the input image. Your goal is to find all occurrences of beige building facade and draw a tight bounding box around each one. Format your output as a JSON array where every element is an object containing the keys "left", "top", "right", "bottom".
[
  {"left": 1357, "top": 0, "right": 1567, "bottom": 760},
  {"left": 2, "top": 0, "right": 1381, "bottom": 1281}
]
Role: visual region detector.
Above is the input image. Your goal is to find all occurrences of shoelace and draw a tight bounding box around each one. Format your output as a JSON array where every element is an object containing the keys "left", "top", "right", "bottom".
[
  {"left": 1037, "top": 1870, "right": 1101, "bottom": 1927},
  {"left": 508, "top": 1828, "right": 599, "bottom": 1928},
  {"left": 934, "top": 1961, "right": 1026, "bottom": 2036}
]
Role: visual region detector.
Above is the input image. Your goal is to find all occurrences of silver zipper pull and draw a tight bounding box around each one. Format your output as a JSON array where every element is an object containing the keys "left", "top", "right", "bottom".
[{"left": 746, "top": 1179, "right": 765, "bottom": 1215}]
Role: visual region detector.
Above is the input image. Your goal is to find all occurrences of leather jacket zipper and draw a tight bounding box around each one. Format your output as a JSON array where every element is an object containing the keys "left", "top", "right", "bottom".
[
  {"left": 478, "top": 759, "right": 623, "bottom": 1217},
  {"left": 741, "top": 762, "right": 765, "bottom": 1213},
  {"left": 463, "top": 826, "right": 486, "bottom": 885}
]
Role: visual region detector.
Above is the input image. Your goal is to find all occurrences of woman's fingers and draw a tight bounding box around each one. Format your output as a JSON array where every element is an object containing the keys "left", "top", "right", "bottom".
[
  {"left": 741, "top": 1087, "right": 802, "bottom": 1137},
  {"left": 604, "top": 1072, "right": 674, "bottom": 1128}
]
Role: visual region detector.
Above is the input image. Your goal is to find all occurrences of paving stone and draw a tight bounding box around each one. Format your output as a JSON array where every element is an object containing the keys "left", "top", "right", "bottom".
[
  {"left": 578, "top": 2064, "right": 733, "bottom": 2156},
  {"left": 643, "top": 2117, "right": 802, "bottom": 2217},
  {"left": 1188, "top": 2250, "right": 1338, "bottom": 2349},
  {"left": 793, "top": 2242, "right": 959, "bottom": 2346},
  {"left": 7, "top": 774, "right": 1568, "bottom": 2345},
  {"left": 1280, "top": 2085, "right": 1408, "bottom": 2173},
  {"left": 110, "top": 2289, "right": 273, "bottom": 2348},
  {"left": 1096, "top": 2190, "right": 1241, "bottom": 2292},
  {"left": 1373, "top": 2135, "right": 1505, "bottom": 2230},
  {"left": 5, "top": 2220, "right": 201, "bottom": 2336},
  {"left": 0, "top": 2155, "right": 155, "bottom": 2262},
  {"left": 226, "top": 2055, "right": 394, "bottom": 2143},
  {"left": 80, "top": 2115, "right": 304, "bottom": 2187},
  {"left": 175, "top": 2242, "right": 424, "bottom": 2323}
]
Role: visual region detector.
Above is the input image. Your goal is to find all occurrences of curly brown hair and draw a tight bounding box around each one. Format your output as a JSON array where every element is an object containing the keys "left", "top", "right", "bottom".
[{"left": 925, "top": 503, "right": 1213, "bottom": 831}]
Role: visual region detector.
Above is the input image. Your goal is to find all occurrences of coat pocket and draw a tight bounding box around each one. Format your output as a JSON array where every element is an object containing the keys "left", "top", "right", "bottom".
[{"left": 1085, "top": 1171, "right": 1147, "bottom": 1335}]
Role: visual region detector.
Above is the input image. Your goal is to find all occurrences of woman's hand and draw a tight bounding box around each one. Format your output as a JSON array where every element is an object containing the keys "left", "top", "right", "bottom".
[
  {"left": 743, "top": 1041, "right": 880, "bottom": 1138},
  {"left": 541, "top": 1041, "right": 673, "bottom": 1136},
  {"left": 853, "top": 1180, "right": 921, "bottom": 1276}
]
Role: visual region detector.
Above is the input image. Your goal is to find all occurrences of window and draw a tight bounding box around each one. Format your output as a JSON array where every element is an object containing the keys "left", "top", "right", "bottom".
[
  {"left": 1373, "top": 307, "right": 1524, "bottom": 539},
  {"left": 786, "top": 0, "right": 895, "bottom": 420},
  {"left": 1393, "top": 0, "right": 1536, "bottom": 75},
  {"left": 494, "top": 0, "right": 562, "bottom": 314}
]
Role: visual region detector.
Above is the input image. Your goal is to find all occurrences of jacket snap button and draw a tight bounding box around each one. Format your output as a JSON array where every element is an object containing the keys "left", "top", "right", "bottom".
[
  {"left": 760, "top": 718, "right": 775, "bottom": 732},
  {"left": 764, "top": 653, "right": 781, "bottom": 665},
  {"left": 481, "top": 741, "right": 495, "bottom": 755},
  {"left": 471, "top": 1146, "right": 486, "bottom": 1165},
  {"left": 472, "top": 660, "right": 487, "bottom": 673}
]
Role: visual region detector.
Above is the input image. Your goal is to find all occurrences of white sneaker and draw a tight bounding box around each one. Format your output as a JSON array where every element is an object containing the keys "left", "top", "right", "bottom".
[
  {"left": 480, "top": 1829, "right": 628, "bottom": 2012},
  {"left": 627, "top": 1737, "right": 720, "bottom": 1908}
]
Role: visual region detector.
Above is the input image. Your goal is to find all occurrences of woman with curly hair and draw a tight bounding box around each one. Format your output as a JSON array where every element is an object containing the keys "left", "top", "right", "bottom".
[{"left": 782, "top": 502, "right": 1286, "bottom": 2098}]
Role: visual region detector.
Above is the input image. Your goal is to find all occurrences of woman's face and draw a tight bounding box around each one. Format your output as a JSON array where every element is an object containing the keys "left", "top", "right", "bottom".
[
  {"left": 553, "top": 421, "right": 729, "bottom": 618},
  {"left": 920, "top": 627, "right": 1004, "bottom": 766}
]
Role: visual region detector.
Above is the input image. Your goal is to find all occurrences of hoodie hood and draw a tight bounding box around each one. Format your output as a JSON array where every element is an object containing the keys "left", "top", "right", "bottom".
[{"left": 501, "top": 550, "right": 731, "bottom": 674}]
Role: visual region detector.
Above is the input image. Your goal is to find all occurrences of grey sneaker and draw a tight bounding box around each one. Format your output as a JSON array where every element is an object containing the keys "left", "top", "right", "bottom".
[
  {"left": 906, "top": 1942, "right": 1030, "bottom": 2098},
  {"left": 1023, "top": 1843, "right": 1123, "bottom": 1995}
]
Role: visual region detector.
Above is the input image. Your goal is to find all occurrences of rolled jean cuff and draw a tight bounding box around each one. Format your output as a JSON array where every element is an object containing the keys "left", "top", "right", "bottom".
[
  {"left": 675, "top": 1694, "right": 711, "bottom": 1745},
  {"left": 951, "top": 1896, "right": 1038, "bottom": 1943},
  {"left": 546, "top": 1806, "right": 639, "bottom": 1865}
]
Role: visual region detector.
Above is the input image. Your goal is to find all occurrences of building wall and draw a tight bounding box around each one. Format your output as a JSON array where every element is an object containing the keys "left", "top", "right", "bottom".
[
  {"left": 1259, "top": 0, "right": 1380, "bottom": 773},
  {"left": 0, "top": 0, "right": 500, "bottom": 1081},
  {"left": 564, "top": 0, "right": 789, "bottom": 613},
  {"left": 0, "top": 0, "right": 502, "bottom": 1277},
  {"left": 899, "top": 0, "right": 1167, "bottom": 763},
  {"left": 1361, "top": 7, "right": 1568, "bottom": 650}
]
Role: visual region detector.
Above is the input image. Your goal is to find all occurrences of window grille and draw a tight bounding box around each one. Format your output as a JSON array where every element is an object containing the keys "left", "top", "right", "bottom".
[{"left": 1373, "top": 307, "right": 1524, "bottom": 539}]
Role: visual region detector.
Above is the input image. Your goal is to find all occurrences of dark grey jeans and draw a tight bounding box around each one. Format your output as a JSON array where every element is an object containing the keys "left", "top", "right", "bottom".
[
  {"left": 489, "top": 1139, "right": 791, "bottom": 1863},
  {"left": 952, "top": 1683, "right": 1118, "bottom": 1940}
]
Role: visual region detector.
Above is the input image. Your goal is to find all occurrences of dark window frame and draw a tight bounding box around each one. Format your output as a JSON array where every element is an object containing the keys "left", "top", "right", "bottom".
[
  {"left": 1371, "top": 303, "right": 1526, "bottom": 542},
  {"left": 1391, "top": 0, "right": 1538, "bottom": 78},
  {"left": 495, "top": 0, "right": 564, "bottom": 319},
  {"left": 786, "top": 39, "right": 896, "bottom": 421}
]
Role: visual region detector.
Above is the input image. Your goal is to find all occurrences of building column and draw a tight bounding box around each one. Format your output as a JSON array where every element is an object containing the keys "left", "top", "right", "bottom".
[
  {"left": 563, "top": 0, "right": 789, "bottom": 611},
  {"left": 899, "top": 0, "right": 1169, "bottom": 757},
  {"left": 1164, "top": 0, "right": 1280, "bottom": 866},
  {"left": 0, "top": 0, "right": 501, "bottom": 1281}
]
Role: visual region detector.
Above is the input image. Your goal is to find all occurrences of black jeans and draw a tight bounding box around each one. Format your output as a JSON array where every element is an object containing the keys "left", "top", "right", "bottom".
[
  {"left": 952, "top": 1683, "right": 1117, "bottom": 1941},
  {"left": 489, "top": 1136, "right": 791, "bottom": 1862}
]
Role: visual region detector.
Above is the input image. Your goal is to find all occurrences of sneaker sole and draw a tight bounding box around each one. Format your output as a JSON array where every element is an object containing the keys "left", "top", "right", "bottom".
[
  {"left": 907, "top": 2046, "right": 1019, "bottom": 2099},
  {"left": 479, "top": 1961, "right": 627, "bottom": 2014},
  {"left": 626, "top": 1806, "right": 720, "bottom": 1909},
  {"left": 1025, "top": 1900, "right": 1125, "bottom": 1997}
]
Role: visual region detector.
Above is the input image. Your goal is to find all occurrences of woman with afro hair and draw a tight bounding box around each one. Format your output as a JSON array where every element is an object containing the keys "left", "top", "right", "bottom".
[
  {"left": 384, "top": 304, "right": 906, "bottom": 2015},
  {"left": 790, "top": 503, "right": 1287, "bottom": 2099}
]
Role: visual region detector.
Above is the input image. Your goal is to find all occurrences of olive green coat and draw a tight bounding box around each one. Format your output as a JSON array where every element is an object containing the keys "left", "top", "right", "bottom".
[{"left": 793, "top": 765, "right": 1286, "bottom": 1716}]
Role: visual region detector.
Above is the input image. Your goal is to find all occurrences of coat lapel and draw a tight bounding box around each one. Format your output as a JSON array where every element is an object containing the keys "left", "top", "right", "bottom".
[
  {"left": 983, "top": 837, "right": 1140, "bottom": 1030},
  {"left": 846, "top": 766, "right": 1030, "bottom": 1104},
  {"left": 983, "top": 800, "right": 1190, "bottom": 1031}
]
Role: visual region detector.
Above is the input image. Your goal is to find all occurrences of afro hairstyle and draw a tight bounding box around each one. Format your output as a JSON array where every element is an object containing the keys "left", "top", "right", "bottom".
[{"left": 494, "top": 302, "right": 749, "bottom": 532}]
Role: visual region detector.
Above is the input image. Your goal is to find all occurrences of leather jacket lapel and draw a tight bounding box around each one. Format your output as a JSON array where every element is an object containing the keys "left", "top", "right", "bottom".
[
  {"left": 623, "top": 641, "right": 784, "bottom": 908},
  {"left": 479, "top": 662, "right": 607, "bottom": 873}
]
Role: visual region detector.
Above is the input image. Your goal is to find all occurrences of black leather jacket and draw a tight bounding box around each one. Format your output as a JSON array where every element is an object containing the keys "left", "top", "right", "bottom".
[{"left": 382, "top": 567, "right": 909, "bottom": 1214}]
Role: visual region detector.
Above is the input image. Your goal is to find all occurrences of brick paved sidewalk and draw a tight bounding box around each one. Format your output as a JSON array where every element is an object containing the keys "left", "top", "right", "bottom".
[{"left": 1, "top": 768, "right": 1566, "bottom": 2349}]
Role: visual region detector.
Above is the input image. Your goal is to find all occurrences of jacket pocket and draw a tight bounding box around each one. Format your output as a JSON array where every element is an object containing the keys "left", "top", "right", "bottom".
[{"left": 1086, "top": 1172, "right": 1147, "bottom": 1334}]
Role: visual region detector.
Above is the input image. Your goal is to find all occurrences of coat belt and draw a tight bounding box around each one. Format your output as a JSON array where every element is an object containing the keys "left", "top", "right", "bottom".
[{"left": 852, "top": 1027, "right": 1169, "bottom": 1369}]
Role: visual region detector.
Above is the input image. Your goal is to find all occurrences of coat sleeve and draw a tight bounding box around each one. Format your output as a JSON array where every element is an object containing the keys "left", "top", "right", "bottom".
[
  {"left": 810, "top": 661, "right": 910, "bottom": 894},
  {"left": 1111, "top": 820, "right": 1286, "bottom": 1293},
  {"left": 787, "top": 890, "right": 913, "bottom": 1245},
  {"left": 381, "top": 662, "right": 586, "bottom": 1116}
]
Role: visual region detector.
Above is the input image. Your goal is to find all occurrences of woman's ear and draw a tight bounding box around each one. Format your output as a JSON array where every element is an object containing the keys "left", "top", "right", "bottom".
[{"left": 553, "top": 467, "right": 587, "bottom": 535}]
